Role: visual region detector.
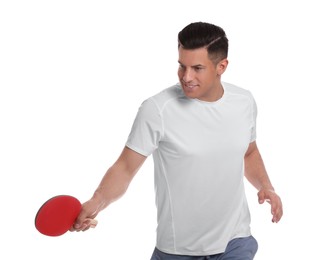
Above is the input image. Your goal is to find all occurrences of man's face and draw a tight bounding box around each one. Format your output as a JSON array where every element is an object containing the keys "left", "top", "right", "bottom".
[{"left": 178, "top": 47, "right": 227, "bottom": 102}]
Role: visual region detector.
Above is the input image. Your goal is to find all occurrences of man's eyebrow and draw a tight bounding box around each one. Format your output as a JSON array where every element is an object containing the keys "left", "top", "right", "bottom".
[{"left": 178, "top": 61, "right": 205, "bottom": 67}]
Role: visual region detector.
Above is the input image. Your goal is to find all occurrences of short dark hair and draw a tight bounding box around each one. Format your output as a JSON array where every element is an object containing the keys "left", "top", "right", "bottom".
[{"left": 178, "top": 22, "right": 229, "bottom": 64}]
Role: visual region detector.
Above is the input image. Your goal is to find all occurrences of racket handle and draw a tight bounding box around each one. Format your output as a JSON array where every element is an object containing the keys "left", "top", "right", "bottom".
[{"left": 88, "top": 218, "right": 98, "bottom": 228}]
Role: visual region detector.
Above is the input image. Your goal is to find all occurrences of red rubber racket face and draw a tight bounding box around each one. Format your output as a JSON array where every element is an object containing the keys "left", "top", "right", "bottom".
[{"left": 35, "top": 195, "right": 81, "bottom": 236}]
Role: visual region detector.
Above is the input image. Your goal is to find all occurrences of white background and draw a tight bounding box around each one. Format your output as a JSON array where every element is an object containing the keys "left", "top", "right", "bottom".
[{"left": 1, "top": 0, "right": 326, "bottom": 259}]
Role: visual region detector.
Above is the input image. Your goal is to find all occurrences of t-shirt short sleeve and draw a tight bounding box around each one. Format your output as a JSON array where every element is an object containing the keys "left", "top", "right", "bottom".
[
  {"left": 126, "top": 98, "right": 163, "bottom": 156},
  {"left": 250, "top": 94, "right": 257, "bottom": 142}
]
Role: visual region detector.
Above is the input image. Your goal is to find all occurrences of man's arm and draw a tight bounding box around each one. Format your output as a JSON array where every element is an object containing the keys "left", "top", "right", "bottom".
[
  {"left": 244, "top": 141, "right": 283, "bottom": 223},
  {"left": 71, "top": 146, "right": 147, "bottom": 231}
]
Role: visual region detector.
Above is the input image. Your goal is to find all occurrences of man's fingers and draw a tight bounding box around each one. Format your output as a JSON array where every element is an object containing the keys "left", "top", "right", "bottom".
[
  {"left": 257, "top": 189, "right": 283, "bottom": 223},
  {"left": 257, "top": 191, "right": 265, "bottom": 204},
  {"left": 272, "top": 203, "right": 283, "bottom": 223},
  {"left": 270, "top": 197, "right": 283, "bottom": 223},
  {"left": 70, "top": 218, "right": 98, "bottom": 232}
]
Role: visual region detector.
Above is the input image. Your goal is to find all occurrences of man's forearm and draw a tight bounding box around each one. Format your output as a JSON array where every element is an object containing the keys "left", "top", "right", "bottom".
[
  {"left": 90, "top": 146, "right": 147, "bottom": 213},
  {"left": 92, "top": 166, "right": 134, "bottom": 211},
  {"left": 244, "top": 144, "right": 274, "bottom": 191}
]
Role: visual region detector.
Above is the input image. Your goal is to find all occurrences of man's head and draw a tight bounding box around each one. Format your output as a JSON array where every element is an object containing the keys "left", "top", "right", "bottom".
[
  {"left": 178, "top": 22, "right": 228, "bottom": 65},
  {"left": 177, "top": 22, "right": 229, "bottom": 102}
]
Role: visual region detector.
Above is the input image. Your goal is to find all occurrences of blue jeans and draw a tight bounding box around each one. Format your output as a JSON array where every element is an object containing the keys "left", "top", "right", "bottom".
[{"left": 150, "top": 236, "right": 258, "bottom": 260}]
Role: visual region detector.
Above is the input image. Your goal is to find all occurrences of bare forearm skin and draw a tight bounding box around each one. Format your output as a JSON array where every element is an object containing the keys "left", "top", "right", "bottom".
[
  {"left": 244, "top": 142, "right": 274, "bottom": 191},
  {"left": 91, "top": 147, "right": 146, "bottom": 212},
  {"left": 92, "top": 164, "right": 136, "bottom": 211},
  {"left": 244, "top": 141, "right": 283, "bottom": 223}
]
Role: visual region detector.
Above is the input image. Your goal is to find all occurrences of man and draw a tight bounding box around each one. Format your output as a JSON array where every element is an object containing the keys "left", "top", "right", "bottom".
[{"left": 71, "top": 22, "right": 283, "bottom": 259}]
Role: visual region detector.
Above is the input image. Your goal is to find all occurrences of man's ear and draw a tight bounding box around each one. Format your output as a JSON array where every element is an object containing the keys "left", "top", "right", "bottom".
[{"left": 216, "top": 58, "right": 229, "bottom": 76}]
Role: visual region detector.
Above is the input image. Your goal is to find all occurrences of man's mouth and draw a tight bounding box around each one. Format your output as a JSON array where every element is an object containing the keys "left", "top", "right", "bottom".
[{"left": 184, "top": 84, "right": 198, "bottom": 89}]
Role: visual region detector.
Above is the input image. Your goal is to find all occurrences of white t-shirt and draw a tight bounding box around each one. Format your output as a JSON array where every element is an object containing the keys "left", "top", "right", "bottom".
[{"left": 126, "top": 82, "right": 257, "bottom": 255}]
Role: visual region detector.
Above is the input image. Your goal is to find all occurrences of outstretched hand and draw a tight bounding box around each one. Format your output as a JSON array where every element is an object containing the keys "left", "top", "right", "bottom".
[
  {"left": 70, "top": 199, "right": 100, "bottom": 232},
  {"left": 257, "top": 189, "right": 283, "bottom": 223}
]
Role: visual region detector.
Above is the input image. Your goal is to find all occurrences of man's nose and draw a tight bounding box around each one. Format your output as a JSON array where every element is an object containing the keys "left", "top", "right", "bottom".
[{"left": 182, "top": 68, "right": 193, "bottom": 82}]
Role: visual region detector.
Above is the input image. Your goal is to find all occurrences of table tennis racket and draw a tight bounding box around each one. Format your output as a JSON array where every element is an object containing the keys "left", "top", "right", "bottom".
[{"left": 35, "top": 195, "right": 97, "bottom": 236}]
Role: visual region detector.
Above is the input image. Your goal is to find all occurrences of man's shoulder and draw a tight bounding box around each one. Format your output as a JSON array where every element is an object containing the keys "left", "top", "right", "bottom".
[
  {"left": 147, "top": 83, "right": 185, "bottom": 109},
  {"left": 223, "top": 81, "right": 254, "bottom": 100},
  {"left": 153, "top": 83, "right": 183, "bottom": 99}
]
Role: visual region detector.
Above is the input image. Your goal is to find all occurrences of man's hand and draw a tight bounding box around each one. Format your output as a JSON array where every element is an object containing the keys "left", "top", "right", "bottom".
[
  {"left": 70, "top": 198, "right": 101, "bottom": 232},
  {"left": 257, "top": 188, "right": 283, "bottom": 223}
]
